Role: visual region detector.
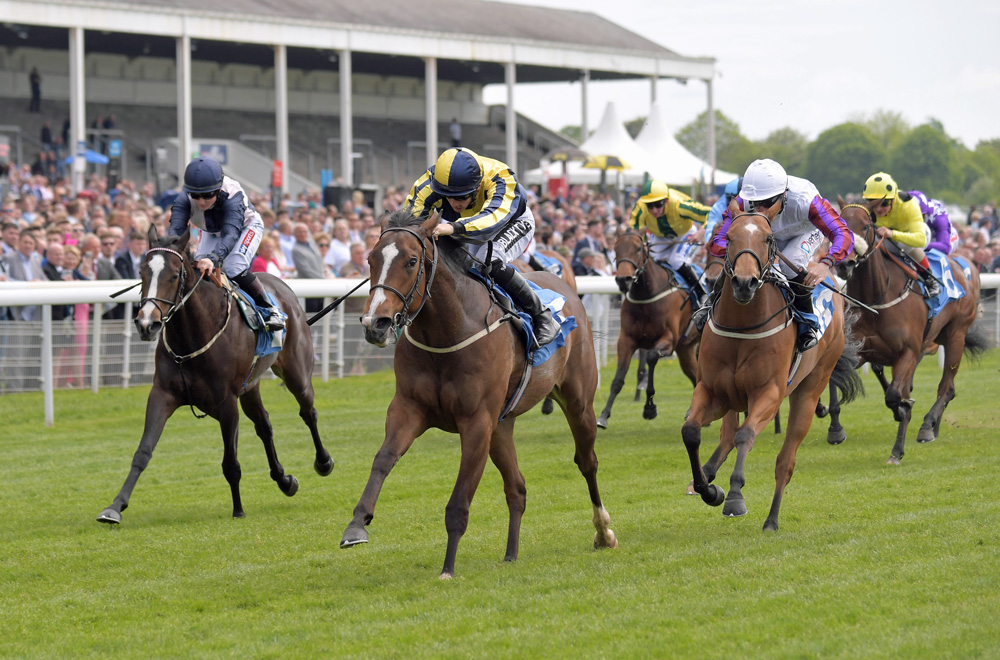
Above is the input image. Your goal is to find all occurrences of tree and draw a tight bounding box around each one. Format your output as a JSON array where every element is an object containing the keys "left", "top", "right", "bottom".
[
  {"left": 559, "top": 125, "right": 582, "bottom": 143},
  {"left": 804, "top": 123, "right": 886, "bottom": 198},
  {"left": 851, "top": 109, "right": 911, "bottom": 152},
  {"left": 756, "top": 127, "right": 809, "bottom": 176},
  {"left": 624, "top": 116, "right": 646, "bottom": 139},
  {"left": 676, "top": 110, "right": 756, "bottom": 175},
  {"left": 888, "top": 124, "right": 961, "bottom": 199}
]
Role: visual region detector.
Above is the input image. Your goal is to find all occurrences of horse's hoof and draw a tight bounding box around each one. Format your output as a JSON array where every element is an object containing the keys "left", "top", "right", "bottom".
[
  {"left": 340, "top": 527, "right": 369, "bottom": 548},
  {"left": 282, "top": 475, "right": 299, "bottom": 497},
  {"left": 541, "top": 399, "right": 554, "bottom": 415},
  {"left": 596, "top": 416, "right": 609, "bottom": 430},
  {"left": 763, "top": 519, "right": 779, "bottom": 532},
  {"left": 723, "top": 498, "right": 748, "bottom": 517},
  {"left": 96, "top": 508, "right": 121, "bottom": 524},
  {"left": 827, "top": 429, "right": 846, "bottom": 445},
  {"left": 704, "top": 484, "right": 725, "bottom": 507},
  {"left": 916, "top": 428, "right": 936, "bottom": 443},
  {"left": 642, "top": 407, "right": 658, "bottom": 420},
  {"left": 314, "top": 456, "right": 335, "bottom": 477},
  {"left": 233, "top": 510, "right": 246, "bottom": 519},
  {"left": 594, "top": 530, "right": 618, "bottom": 549},
  {"left": 439, "top": 571, "right": 453, "bottom": 580},
  {"left": 686, "top": 480, "right": 697, "bottom": 496},
  {"left": 886, "top": 455, "right": 902, "bottom": 466},
  {"left": 815, "top": 406, "right": 829, "bottom": 419}
]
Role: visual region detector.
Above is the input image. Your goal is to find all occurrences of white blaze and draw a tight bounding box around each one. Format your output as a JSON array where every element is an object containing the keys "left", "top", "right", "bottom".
[
  {"left": 136, "top": 254, "right": 165, "bottom": 327},
  {"left": 364, "top": 243, "right": 399, "bottom": 322}
]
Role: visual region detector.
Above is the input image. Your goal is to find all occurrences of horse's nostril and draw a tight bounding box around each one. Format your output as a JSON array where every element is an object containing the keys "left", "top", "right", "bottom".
[{"left": 372, "top": 317, "right": 392, "bottom": 334}]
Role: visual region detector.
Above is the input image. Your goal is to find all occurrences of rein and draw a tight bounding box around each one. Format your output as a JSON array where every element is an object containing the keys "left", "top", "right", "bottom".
[
  {"left": 369, "top": 226, "right": 439, "bottom": 332},
  {"left": 616, "top": 233, "right": 684, "bottom": 303},
  {"left": 839, "top": 204, "right": 915, "bottom": 310}
]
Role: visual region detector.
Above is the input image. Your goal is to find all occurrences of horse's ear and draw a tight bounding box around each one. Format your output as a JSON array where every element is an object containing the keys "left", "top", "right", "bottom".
[
  {"left": 379, "top": 212, "right": 391, "bottom": 232},
  {"left": 147, "top": 224, "right": 158, "bottom": 245},
  {"left": 421, "top": 210, "right": 441, "bottom": 236},
  {"left": 836, "top": 194, "right": 846, "bottom": 210}
]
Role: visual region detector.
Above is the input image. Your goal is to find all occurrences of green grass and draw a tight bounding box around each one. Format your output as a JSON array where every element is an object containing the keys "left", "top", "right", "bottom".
[{"left": 2, "top": 350, "right": 999, "bottom": 659}]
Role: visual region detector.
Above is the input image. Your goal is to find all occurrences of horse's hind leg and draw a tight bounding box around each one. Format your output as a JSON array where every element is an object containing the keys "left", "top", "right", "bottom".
[
  {"left": 489, "top": 421, "right": 526, "bottom": 563},
  {"left": 275, "top": 362, "right": 334, "bottom": 476},
  {"left": 441, "top": 414, "right": 495, "bottom": 578},
  {"left": 597, "top": 338, "right": 637, "bottom": 430},
  {"left": 97, "top": 385, "right": 178, "bottom": 524},
  {"left": 239, "top": 387, "right": 298, "bottom": 497},
  {"left": 555, "top": 380, "right": 617, "bottom": 550},
  {"left": 826, "top": 383, "right": 846, "bottom": 445},
  {"left": 635, "top": 348, "right": 649, "bottom": 401},
  {"left": 764, "top": 389, "right": 817, "bottom": 532},
  {"left": 917, "top": 331, "right": 962, "bottom": 443}
]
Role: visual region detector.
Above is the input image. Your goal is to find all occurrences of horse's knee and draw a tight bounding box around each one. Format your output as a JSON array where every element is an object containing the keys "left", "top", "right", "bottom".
[
  {"left": 682, "top": 422, "right": 701, "bottom": 450},
  {"left": 222, "top": 460, "right": 242, "bottom": 484},
  {"left": 444, "top": 503, "right": 470, "bottom": 535}
]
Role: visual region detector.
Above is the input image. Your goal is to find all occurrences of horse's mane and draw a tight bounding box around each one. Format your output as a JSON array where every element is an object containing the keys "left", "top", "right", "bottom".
[{"left": 385, "top": 207, "right": 424, "bottom": 229}]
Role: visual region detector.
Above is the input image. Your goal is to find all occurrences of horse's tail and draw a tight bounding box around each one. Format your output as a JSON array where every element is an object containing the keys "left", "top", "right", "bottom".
[
  {"left": 963, "top": 321, "right": 992, "bottom": 361},
  {"left": 830, "top": 308, "right": 865, "bottom": 406}
]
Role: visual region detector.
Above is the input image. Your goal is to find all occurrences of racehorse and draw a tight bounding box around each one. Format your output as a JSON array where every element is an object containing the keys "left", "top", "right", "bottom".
[
  {"left": 682, "top": 212, "right": 863, "bottom": 531},
  {"left": 340, "top": 209, "right": 617, "bottom": 579},
  {"left": 597, "top": 230, "right": 698, "bottom": 429},
  {"left": 97, "top": 226, "right": 334, "bottom": 524},
  {"left": 822, "top": 201, "right": 986, "bottom": 464}
]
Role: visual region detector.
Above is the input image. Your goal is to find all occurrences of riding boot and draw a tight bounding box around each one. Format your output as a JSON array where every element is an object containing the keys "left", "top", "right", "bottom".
[
  {"left": 791, "top": 273, "right": 819, "bottom": 351},
  {"left": 232, "top": 270, "right": 285, "bottom": 330},
  {"left": 493, "top": 263, "right": 562, "bottom": 348},
  {"left": 676, "top": 263, "right": 707, "bottom": 306},
  {"left": 916, "top": 258, "right": 941, "bottom": 298},
  {"left": 527, "top": 254, "right": 546, "bottom": 272},
  {"left": 692, "top": 275, "right": 724, "bottom": 333}
]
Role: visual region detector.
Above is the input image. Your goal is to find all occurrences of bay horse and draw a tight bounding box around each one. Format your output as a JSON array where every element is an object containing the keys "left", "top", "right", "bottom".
[
  {"left": 597, "top": 230, "right": 699, "bottom": 429},
  {"left": 340, "top": 209, "right": 617, "bottom": 579},
  {"left": 97, "top": 226, "right": 334, "bottom": 524},
  {"left": 682, "top": 212, "right": 863, "bottom": 531},
  {"left": 822, "top": 202, "right": 986, "bottom": 464}
]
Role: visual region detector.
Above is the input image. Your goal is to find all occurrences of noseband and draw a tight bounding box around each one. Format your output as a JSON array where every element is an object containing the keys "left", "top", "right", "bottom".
[
  {"left": 139, "top": 246, "right": 203, "bottom": 323},
  {"left": 368, "top": 226, "right": 439, "bottom": 330},
  {"left": 723, "top": 212, "right": 777, "bottom": 283}
]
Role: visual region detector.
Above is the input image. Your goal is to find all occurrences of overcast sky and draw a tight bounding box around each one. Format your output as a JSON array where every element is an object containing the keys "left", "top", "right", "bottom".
[{"left": 483, "top": 0, "right": 999, "bottom": 149}]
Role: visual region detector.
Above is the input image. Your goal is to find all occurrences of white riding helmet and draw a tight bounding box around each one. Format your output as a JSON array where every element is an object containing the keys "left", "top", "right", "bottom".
[{"left": 741, "top": 159, "right": 788, "bottom": 201}]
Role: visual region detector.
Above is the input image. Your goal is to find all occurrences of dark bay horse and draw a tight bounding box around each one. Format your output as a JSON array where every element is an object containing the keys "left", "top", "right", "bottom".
[
  {"left": 823, "top": 202, "right": 986, "bottom": 464},
  {"left": 341, "top": 209, "right": 617, "bottom": 579},
  {"left": 597, "top": 231, "right": 699, "bottom": 429},
  {"left": 682, "top": 213, "right": 862, "bottom": 531},
  {"left": 97, "top": 227, "right": 333, "bottom": 524}
]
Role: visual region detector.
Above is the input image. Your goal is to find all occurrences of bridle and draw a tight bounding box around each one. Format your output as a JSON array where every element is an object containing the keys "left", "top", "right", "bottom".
[
  {"left": 368, "top": 226, "right": 439, "bottom": 331},
  {"left": 614, "top": 231, "right": 649, "bottom": 282},
  {"left": 139, "top": 246, "right": 204, "bottom": 324},
  {"left": 723, "top": 212, "right": 778, "bottom": 285},
  {"left": 840, "top": 203, "right": 883, "bottom": 266}
]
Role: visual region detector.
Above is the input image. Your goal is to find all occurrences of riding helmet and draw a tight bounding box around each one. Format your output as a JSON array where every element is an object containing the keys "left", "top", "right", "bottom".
[
  {"left": 183, "top": 157, "right": 224, "bottom": 194},
  {"left": 431, "top": 148, "right": 483, "bottom": 197},
  {"left": 862, "top": 172, "right": 898, "bottom": 201},
  {"left": 638, "top": 179, "right": 670, "bottom": 205},
  {"left": 741, "top": 159, "right": 788, "bottom": 201}
]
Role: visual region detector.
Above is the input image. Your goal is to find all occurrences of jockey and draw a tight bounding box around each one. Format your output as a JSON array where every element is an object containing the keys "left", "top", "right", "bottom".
[
  {"left": 861, "top": 173, "right": 941, "bottom": 298},
  {"left": 705, "top": 176, "right": 742, "bottom": 238},
  {"left": 169, "top": 156, "right": 284, "bottom": 330},
  {"left": 695, "top": 159, "right": 854, "bottom": 351},
  {"left": 629, "top": 179, "right": 711, "bottom": 305},
  {"left": 405, "top": 147, "right": 561, "bottom": 348},
  {"left": 908, "top": 190, "right": 957, "bottom": 256}
]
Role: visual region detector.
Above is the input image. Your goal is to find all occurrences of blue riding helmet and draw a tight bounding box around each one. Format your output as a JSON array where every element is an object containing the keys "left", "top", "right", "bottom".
[
  {"left": 724, "top": 177, "right": 743, "bottom": 200},
  {"left": 183, "top": 157, "right": 224, "bottom": 194},
  {"left": 431, "top": 148, "right": 483, "bottom": 197}
]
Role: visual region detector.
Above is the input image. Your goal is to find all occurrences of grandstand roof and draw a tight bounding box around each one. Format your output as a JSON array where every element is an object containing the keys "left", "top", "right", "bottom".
[{"left": 1, "top": 0, "right": 715, "bottom": 84}]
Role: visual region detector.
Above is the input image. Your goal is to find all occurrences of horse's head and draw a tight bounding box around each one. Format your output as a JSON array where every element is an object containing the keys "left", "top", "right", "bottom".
[
  {"left": 703, "top": 224, "right": 726, "bottom": 291},
  {"left": 724, "top": 213, "right": 775, "bottom": 304},
  {"left": 613, "top": 231, "right": 646, "bottom": 294},
  {"left": 361, "top": 209, "right": 437, "bottom": 347},
  {"left": 134, "top": 225, "right": 193, "bottom": 341},
  {"left": 836, "top": 195, "right": 876, "bottom": 280}
]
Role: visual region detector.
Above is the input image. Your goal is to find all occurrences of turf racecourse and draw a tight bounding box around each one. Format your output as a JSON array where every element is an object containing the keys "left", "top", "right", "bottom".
[{"left": 1, "top": 350, "right": 998, "bottom": 659}]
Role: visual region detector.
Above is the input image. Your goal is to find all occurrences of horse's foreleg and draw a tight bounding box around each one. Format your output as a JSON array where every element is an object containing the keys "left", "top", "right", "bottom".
[
  {"left": 218, "top": 401, "right": 244, "bottom": 518},
  {"left": 488, "top": 421, "right": 526, "bottom": 563},
  {"left": 764, "top": 387, "right": 820, "bottom": 531},
  {"left": 682, "top": 385, "right": 728, "bottom": 506},
  {"left": 97, "top": 385, "right": 178, "bottom": 524},
  {"left": 441, "top": 415, "right": 495, "bottom": 579},
  {"left": 724, "top": 397, "right": 780, "bottom": 518},
  {"left": 341, "top": 398, "right": 426, "bottom": 549},
  {"left": 239, "top": 386, "right": 297, "bottom": 497},
  {"left": 826, "top": 382, "right": 846, "bottom": 445},
  {"left": 597, "top": 340, "right": 637, "bottom": 429},
  {"left": 886, "top": 354, "right": 919, "bottom": 465},
  {"left": 643, "top": 350, "right": 661, "bottom": 420},
  {"left": 917, "top": 331, "right": 962, "bottom": 444}
]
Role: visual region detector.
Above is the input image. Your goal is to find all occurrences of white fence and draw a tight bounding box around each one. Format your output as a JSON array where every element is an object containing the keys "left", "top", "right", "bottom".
[{"left": 1, "top": 275, "right": 998, "bottom": 426}]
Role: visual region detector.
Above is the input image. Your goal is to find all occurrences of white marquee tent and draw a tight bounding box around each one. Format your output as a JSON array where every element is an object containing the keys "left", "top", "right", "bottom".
[{"left": 635, "top": 102, "right": 739, "bottom": 188}]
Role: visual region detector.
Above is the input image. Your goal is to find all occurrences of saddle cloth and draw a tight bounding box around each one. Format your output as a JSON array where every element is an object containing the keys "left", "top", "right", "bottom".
[
  {"left": 233, "top": 288, "right": 287, "bottom": 358},
  {"left": 924, "top": 252, "right": 970, "bottom": 319}
]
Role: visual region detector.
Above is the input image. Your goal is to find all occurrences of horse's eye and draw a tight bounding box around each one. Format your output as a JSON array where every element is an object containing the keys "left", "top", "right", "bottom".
[{"left": 408, "top": 257, "right": 418, "bottom": 268}]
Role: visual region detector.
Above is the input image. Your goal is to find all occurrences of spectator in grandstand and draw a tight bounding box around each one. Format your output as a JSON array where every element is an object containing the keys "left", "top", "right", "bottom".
[
  {"left": 449, "top": 118, "right": 462, "bottom": 148},
  {"left": 114, "top": 230, "right": 147, "bottom": 280},
  {"left": 291, "top": 222, "right": 327, "bottom": 314},
  {"left": 323, "top": 219, "right": 353, "bottom": 275},
  {"left": 1, "top": 219, "right": 19, "bottom": 256},
  {"left": 28, "top": 68, "right": 41, "bottom": 113}
]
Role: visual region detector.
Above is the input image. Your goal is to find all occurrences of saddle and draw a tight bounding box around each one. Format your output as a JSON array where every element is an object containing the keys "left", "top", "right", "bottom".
[{"left": 211, "top": 269, "right": 284, "bottom": 356}]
